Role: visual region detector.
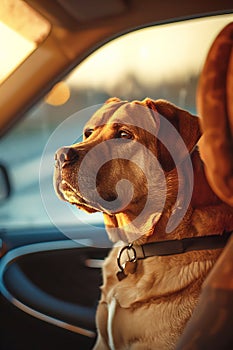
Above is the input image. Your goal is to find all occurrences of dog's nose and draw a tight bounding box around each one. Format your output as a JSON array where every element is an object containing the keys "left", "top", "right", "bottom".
[{"left": 55, "top": 147, "right": 79, "bottom": 167}]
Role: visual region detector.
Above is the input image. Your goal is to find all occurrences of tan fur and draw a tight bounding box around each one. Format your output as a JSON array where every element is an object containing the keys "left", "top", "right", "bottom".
[
  {"left": 53, "top": 98, "right": 233, "bottom": 349},
  {"left": 95, "top": 249, "right": 221, "bottom": 350}
]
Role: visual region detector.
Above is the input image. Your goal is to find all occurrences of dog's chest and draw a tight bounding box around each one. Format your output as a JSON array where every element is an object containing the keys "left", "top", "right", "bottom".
[
  {"left": 98, "top": 275, "right": 191, "bottom": 348},
  {"left": 98, "top": 292, "right": 193, "bottom": 350},
  {"left": 97, "top": 248, "right": 219, "bottom": 349}
]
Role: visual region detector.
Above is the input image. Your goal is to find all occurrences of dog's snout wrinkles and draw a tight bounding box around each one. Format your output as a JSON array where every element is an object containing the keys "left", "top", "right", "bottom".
[{"left": 55, "top": 147, "right": 79, "bottom": 166}]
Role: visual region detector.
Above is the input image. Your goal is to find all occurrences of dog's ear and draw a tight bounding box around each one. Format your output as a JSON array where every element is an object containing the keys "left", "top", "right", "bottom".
[
  {"left": 142, "top": 98, "right": 201, "bottom": 172},
  {"left": 105, "top": 97, "right": 122, "bottom": 104}
]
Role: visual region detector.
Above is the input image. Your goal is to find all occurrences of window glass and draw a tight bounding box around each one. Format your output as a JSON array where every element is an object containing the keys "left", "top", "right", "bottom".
[{"left": 0, "top": 14, "right": 232, "bottom": 230}]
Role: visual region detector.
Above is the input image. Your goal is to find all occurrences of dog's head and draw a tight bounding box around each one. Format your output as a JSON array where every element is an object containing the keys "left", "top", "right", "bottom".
[{"left": 54, "top": 98, "right": 200, "bottom": 242}]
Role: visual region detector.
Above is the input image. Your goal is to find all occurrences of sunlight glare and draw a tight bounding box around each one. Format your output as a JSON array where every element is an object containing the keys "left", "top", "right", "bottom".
[
  {"left": 0, "top": 21, "right": 35, "bottom": 84},
  {"left": 67, "top": 14, "right": 233, "bottom": 89}
]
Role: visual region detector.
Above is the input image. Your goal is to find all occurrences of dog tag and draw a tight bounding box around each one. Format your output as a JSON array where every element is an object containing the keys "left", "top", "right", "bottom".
[
  {"left": 116, "top": 270, "right": 127, "bottom": 281},
  {"left": 116, "top": 244, "right": 138, "bottom": 281},
  {"left": 124, "top": 260, "right": 137, "bottom": 275}
]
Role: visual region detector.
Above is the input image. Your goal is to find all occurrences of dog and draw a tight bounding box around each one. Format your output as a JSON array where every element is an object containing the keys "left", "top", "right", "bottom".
[{"left": 54, "top": 98, "right": 233, "bottom": 350}]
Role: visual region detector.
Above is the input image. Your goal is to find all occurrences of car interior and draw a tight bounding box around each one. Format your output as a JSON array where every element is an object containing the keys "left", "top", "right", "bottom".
[{"left": 0, "top": 1, "right": 233, "bottom": 349}]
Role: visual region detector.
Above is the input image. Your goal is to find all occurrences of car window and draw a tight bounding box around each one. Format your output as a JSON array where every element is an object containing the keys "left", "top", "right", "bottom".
[{"left": 0, "top": 14, "right": 232, "bottom": 231}]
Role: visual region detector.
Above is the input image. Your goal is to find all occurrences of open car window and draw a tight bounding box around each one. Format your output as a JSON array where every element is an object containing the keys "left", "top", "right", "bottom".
[{"left": 0, "top": 13, "right": 232, "bottom": 231}]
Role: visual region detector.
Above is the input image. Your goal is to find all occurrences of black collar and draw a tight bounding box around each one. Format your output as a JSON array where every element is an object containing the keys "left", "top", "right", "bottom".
[
  {"left": 116, "top": 231, "right": 232, "bottom": 281},
  {"left": 134, "top": 230, "right": 232, "bottom": 258}
]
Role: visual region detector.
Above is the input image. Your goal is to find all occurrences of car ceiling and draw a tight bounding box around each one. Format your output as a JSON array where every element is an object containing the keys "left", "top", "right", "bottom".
[{"left": 0, "top": 0, "right": 232, "bottom": 136}]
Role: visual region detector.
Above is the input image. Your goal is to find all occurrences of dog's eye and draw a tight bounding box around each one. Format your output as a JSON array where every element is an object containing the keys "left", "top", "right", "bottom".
[
  {"left": 84, "top": 129, "right": 94, "bottom": 139},
  {"left": 118, "top": 130, "right": 133, "bottom": 139}
]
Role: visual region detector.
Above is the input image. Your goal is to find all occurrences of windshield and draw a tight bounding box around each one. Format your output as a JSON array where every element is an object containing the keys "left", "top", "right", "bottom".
[{"left": 0, "top": 14, "right": 232, "bottom": 231}]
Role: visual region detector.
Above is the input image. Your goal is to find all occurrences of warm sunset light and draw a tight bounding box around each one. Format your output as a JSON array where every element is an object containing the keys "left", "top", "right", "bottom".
[
  {"left": 0, "top": 0, "right": 50, "bottom": 85},
  {"left": 67, "top": 15, "right": 233, "bottom": 90},
  {"left": 45, "top": 82, "right": 71, "bottom": 106},
  {"left": 0, "top": 21, "right": 35, "bottom": 84}
]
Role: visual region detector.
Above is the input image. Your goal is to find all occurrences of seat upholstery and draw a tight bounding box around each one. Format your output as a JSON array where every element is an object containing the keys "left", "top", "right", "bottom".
[{"left": 197, "top": 22, "right": 233, "bottom": 206}]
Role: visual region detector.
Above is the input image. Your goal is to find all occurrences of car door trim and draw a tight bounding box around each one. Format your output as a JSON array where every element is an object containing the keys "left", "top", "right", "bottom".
[{"left": 0, "top": 239, "right": 105, "bottom": 338}]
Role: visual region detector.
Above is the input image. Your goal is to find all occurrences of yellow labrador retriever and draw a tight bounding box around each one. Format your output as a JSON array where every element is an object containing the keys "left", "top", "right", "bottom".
[{"left": 54, "top": 98, "right": 233, "bottom": 350}]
